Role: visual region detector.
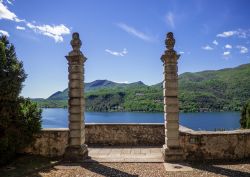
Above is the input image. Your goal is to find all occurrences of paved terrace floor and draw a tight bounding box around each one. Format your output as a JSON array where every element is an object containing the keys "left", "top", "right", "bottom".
[{"left": 85, "top": 146, "right": 164, "bottom": 163}]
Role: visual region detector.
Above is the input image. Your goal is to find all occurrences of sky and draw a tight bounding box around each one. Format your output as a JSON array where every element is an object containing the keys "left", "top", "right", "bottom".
[{"left": 0, "top": 0, "right": 250, "bottom": 98}]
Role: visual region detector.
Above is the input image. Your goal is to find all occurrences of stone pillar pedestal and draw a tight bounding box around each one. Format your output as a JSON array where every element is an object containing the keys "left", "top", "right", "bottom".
[
  {"left": 64, "top": 32, "right": 88, "bottom": 161},
  {"left": 161, "top": 32, "right": 184, "bottom": 162}
]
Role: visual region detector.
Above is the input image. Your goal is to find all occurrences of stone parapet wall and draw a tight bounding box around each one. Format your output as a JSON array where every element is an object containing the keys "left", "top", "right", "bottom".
[
  {"left": 23, "top": 124, "right": 164, "bottom": 157},
  {"left": 85, "top": 123, "right": 164, "bottom": 146},
  {"left": 179, "top": 127, "right": 250, "bottom": 160},
  {"left": 23, "top": 124, "right": 250, "bottom": 161},
  {"left": 23, "top": 128, "right": 69, "bottom": 157}
]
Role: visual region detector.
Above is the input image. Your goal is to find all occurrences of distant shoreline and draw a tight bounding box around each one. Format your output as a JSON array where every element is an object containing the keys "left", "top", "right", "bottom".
[{"left": 40, "top": 107, "right": 240, "bottom": 113}]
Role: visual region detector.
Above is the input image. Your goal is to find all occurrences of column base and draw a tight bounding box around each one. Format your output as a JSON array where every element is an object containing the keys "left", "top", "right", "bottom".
[
  {"left": 162, "top": 144, "right": 184, "bottom": 162},
  {"left": 64, "top": 144, "right": 88, "bottom": 162}
]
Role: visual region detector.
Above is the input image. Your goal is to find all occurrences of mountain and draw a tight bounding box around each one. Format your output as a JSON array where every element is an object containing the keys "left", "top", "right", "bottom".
[
  {"left": 177, "top": 63, "right": 250, "bottom": 112},
  {"left": 33, "top": 63, "right": 250, "bottom": 112},
  {"left": 47, "top": 80, "right": 146, "bottom": 100}
]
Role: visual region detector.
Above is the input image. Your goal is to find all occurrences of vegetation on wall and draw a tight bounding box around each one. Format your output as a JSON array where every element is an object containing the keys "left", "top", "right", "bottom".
[
  {"left": 0, "top": 36, "right": 42, "bottom": 165},
  {"left": 240, "top": 100, "right": 250, "bottom": 129}
]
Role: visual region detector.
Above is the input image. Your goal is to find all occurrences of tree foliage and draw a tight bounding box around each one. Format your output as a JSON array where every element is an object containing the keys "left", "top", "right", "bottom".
[
  {"left": 0, "top": 36, "right": 42, "bottom": 165},
  {"left": 240, "top": 100, "right": 250, "bottom": 129}
]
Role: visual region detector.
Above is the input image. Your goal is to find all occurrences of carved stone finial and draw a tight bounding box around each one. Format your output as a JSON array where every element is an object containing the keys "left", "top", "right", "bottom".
[
  {"left": 165, "top": 32, "right": 175, "bottom": 50},
  {"left": 70, "top": 32, "right": 82, "bottom": 51},
  {"left": 161, "top": 32, "right": 180, "bottom": 63}
]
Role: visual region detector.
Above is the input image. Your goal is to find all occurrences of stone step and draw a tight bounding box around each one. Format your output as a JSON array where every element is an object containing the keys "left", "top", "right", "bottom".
[{"left": 84, "top": 157, "right": 164, "bottom": 163}]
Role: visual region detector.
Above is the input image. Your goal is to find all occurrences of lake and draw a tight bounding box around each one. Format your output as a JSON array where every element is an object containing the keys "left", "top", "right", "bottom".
[{"left": 42, "top": 108, "right": 241, "bottom": 131}]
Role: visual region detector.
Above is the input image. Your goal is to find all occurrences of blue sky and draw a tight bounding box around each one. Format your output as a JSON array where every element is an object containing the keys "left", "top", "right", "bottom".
[{"left": 0, "top": 0, "right": 249, "bottom": 98}]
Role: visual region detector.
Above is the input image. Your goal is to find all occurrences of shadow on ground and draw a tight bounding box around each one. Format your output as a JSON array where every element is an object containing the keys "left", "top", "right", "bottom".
[
  {"left": 81, "top": 161, "right": 138, "bottom": 177},
  {"left": 2, "top": 155, "right": 250, "bottom": 177},
  {"left": 30, "top": 160, "right": 138, "bottom": 177},
  {"left": 190, "top": 159, "right": 250, "bottom": 177}
]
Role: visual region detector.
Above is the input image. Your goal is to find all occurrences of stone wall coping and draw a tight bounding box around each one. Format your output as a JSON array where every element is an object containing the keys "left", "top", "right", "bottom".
[
  {"left": 42, "top": 128, "right": 69, "bottom": 131},
  {"left": 180, "top": 127, "right": 250, "bottom": 135},
  {"left": 85, "top": 123, "right": 165, "bottom": 126},
  {"left": 41, "top": 125, "right": 250, "bottom": 135}
]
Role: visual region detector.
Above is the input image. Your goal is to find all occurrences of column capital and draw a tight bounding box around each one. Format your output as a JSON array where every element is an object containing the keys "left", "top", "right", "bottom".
[
  {"left": 161, "top": 32, "right": 180, "bottom": 63},
  {"left": 66, "top": 32, "right": 87, "bottom": 62}
]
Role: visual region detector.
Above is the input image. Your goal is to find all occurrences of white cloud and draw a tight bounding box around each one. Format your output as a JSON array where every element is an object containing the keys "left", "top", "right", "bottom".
[
  {"left": 0, "top": 2, "right": 17, "bottom": 21},
  {"left": 202, "top": 45, "right": 213, "bottom": 50},
  {"left": 16, "top": 25, "right": 25, "bottom": 30},
  {"left": 179, "top": 51, "right": 184, "bottom": 54},
  {"left": 217, "top": 31, "right": 237, "bottom": 38},
  {"left": 236, "top": 45, "right": 248, "bottom": 54},
  {"left": 0, "top": 1, "right": 70, "bottom": 42},
  {"left": 213, "top": 40, "right": 218, "bottom": 45},
  {"left": 225, "top": 44, "right": 232, "bottom": 49},
  {"left": 223, "top": 51, "right": 230, "bottom": 56},
  {"left": 26, "top": 23, "right": 70, "bottom": 42},
  {"left": 105, "top": 48, "right": 128, "bottom": 57},
  {"left": 0, "top": 29, "right": 9, "bottom": 36},
  {"left": 217, "top": 29, "right": 249, "bottom": 38},
  {"left": 165, "top": 12, "right": 175, "bottom": 28},
  {"left": 117, "top": 23, "right": 154, "bottom": 42}
]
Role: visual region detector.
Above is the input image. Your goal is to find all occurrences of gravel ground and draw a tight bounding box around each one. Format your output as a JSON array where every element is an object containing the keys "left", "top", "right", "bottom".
[{"left": 28, "top": 160, "right": 250, "bottom": 177}]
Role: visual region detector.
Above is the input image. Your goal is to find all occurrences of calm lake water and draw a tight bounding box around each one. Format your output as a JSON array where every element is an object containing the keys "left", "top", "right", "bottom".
[{"left": 42, "top": 108, "right": 240, "bottom": 131}]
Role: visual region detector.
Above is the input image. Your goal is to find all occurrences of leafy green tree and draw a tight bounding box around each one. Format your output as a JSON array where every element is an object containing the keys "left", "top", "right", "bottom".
[
  {"left": 240, "top": 100, "right": 250, "bottom": 129},
  {"left": 0, "top": 36, "right": 42, "bottom": 165}
]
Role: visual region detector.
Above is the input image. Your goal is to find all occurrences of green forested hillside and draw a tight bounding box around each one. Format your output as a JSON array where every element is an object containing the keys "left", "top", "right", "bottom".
[
  {"left": 178, "top": 63, "right": 250, "bottom": 112},
  {"left": 33, "top": 63, "right": 250, "bottom": 112}
]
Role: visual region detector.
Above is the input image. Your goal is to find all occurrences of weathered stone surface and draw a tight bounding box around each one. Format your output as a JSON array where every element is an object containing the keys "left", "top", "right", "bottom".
[
  {"left": 165, "top": 113, "right": 179, "bottom": 121},
  {"left": 69, "top": 98, "right": 84, "bottom": 106},
  {"left": 163, "top": 96, "right": 179, "bottom": 106},
  {"left": 163, "top": 78, "right": 178, "bottom": 84},
  {"left": 164, "top": 74, "right": 178, "bottom": 80},
  {"left": 64, "top": 32, "right": 88, "bottom": 160},
  {"left": 69, "top": 122, "right": 83, "bottom": 130},
  {"left": 69, "top": 113, "right": 83, "bottom": 121},
  {"left": 179, "top": 127, "right": 250, "bottom": 160},
  {"left": 163, "top": 89, "right": 178, "bottom": 97},
  {"left": 85, "top": 124, "right": 165, "bottom": 146},
  {"left": 166, "top": 122, "right": 179, "bottom": 129},
  {"left": 164, "top": 65, "right": 177, "bottom": 71},
  {"left": 64, "top": 144, "right": 88, "bottom": 161},
  {"left": 162, "top": 145, "right": 184, "bottom": 162},
  {"left": 161, "top": 32, "right": 182, "bottom": 161},
  {"left": 163, "top": 81, "right": 178, "bottom": 89},
  {"left": 68, "top": 65, "right": 83, "bottom": 73},
  {"left": 69, "top": 131, "right": 83, "bottom": 139},
  {"left": 69, "top": 88, "right": 83, "bottom": 97},
  {"left": 70, "top": 138, "right": 82, "bottom": 146},
  {"left": 164, "top": 105, "right": 179, "bottom": 113},
  {"left": 23, "top": 125, "right": 250, "bottom": 160},
  {"left": 165, "top": 138, "right": 180, "bottom": 147},
  {"left": 68, "top": 73, "right": 83, "bottom": 80},
  {"left": 69, "top": 106, "right": 82, "bottom": 114},
  {"left": 69, "top": 80, "right": 83, "bottom": 89},
  {"left": 23, "top": 128, "right": 68, "bottom": 157}
]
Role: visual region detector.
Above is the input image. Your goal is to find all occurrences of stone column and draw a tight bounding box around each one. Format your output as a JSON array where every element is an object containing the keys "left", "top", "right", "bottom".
[
  {"left": 64, "top": 32, "right": 88, "bottom": 161},
  {"left": 161, "top": 32, "right": 183, "bottom": 162}
]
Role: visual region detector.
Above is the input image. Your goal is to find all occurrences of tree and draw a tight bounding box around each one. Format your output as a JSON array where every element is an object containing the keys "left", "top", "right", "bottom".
[
  {"left": 240, "top": 100, "right": 250, "bottom": 129},
  {"left": 0, "top": 36, "right": 42, "bottom": 165}
]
